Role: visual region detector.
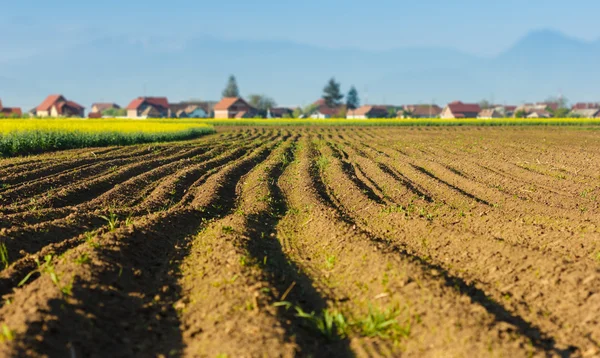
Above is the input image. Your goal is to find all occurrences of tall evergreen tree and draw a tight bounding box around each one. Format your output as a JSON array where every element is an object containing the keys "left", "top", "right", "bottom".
[
  {"left": 346, "top": 86, "right": 360, "bottom": 110},
  {"left": 222, "top": 75, "right": 240, "bottom": 98},
  {"left": 322, "top": 78, "right": 344, "bottom": 107}
]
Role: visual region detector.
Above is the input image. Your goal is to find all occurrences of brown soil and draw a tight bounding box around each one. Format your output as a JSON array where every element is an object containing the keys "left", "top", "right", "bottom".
[{"left": 0, "top": 126, "right": 599, "bottom": 357}]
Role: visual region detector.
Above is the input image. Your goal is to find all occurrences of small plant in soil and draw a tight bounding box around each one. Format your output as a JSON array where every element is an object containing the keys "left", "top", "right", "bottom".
[
  {"left": 18, "top": 255, "right": 72, "bottom": 296},
  {"left": 99, "top": 212, "right": 119, "bottom": 231},
  {"left": 0, "top": 243, "right": 9, "bottom": 270},
  {"left": 325, "top": 255, "right": 336, "bottom": 270},
  {"left": 0, "top": 324, "right": 14, "bottom": 342},
  {"left": 358, "top": 305, "right": 410, "bottom": 342},
  {"left": 75, "top": 253, "right": 91, "bottom": 265},
  {"left": 294, "top": 306, "right": 349, "bottom": 341}
]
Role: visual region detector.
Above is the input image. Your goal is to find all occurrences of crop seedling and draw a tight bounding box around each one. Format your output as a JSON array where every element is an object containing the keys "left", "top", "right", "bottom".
[
  {"left": 294, "top": 306, "right": 349, "bottom": 341},
  {"left": 0, "top": 324, "right": 14, "bottom": 342},
  {"left": 325, "top": 255, "right": 336, "bottom": 270},
  {"left": 99, "top": 212, "right": 119, "bottom": 231},
  {"left": 18, "top": 255, "right": 72, "bottom": 296},
  {"left": 359, "top": 305, "right": 410, "bottom": 342},
  {"left": 75, "top": 253, "right": 91, "bottom": 265},
  {"left": 0, "top": 243, "right": 9, "bottom": 270}
]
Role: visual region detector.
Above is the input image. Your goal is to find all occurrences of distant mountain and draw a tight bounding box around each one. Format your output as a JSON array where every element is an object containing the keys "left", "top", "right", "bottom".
[{"left": 1, "top": 30, "right": 599, "bottom": 110}]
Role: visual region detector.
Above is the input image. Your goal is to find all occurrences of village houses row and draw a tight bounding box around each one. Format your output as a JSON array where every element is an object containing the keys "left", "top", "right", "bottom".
[{"left": 2, "top": 95, "right": 600, "bottom": 120}]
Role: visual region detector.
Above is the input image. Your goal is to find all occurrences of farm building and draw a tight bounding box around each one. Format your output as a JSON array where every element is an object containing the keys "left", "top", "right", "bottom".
[
  {"left": 347, "top": 105, "right": 390, "bottom": 119},
  {"left": 568, "top": 108, "right": 600, "bottom": 118},
  {"left": 309, "top": 99, "right": 345, "bottom": 119},
  {"left": 477, "top": 108, "right": 503, "bottom": 119},
  {"left": 526, "top": 110, "right": 552, "bottom": 118},
  {"left": 91, "top": 103, "right": 121, "bottom": 114},
  {"left": 440, "top": 101, "right": 481, "bottom": 119},
  {"left": 36, "top": 94, "right": 85, "bottom": 118},
  {"left": 267, "top": 107, "right": 293, "bottom": 118},
  {"left": 126, "top": 97, "right": 170, "bottom": 118},
  {"left": 571, "top": 103, "right": 600, "bottom": 111},
  {"left": 399, "top": 104, "right": 442, "bottom": 118},
  {"left": 169, "top": 101, "right": 213, "bottom": 118},
  {"left": 0, "top": 99, "right": 22, "bottom": 117},
  {"left": 214, "top": 97, "right": 259, "bottom": 118}
]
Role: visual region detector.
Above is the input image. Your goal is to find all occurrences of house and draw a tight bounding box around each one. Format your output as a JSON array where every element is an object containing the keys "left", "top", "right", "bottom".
[
  {"left": 440, "top": 101, "right": 481, "bottom": 119},
  {"left": 526, "top": 110, "right": 552, "bottom": 118},
  {"left": 169, "top": 101, "right": 212, "bottom": 118},
  {"left": 309, "top": 99, "right": 345, "bottom": 119},
  {"left": 499, "top": 105, "right": 517, "bottom": 117},
  {"left": 399, "top": 104, "right": 442, "bottom": 118},
  {"left": 213, "top": 97, "right": 254, "bottom": 118},
  {"left": 569, "top": 108, "right": 600, "bottom": 118},
  {"left": 571, "top": 103, "right": 600, "bottom": 110},
  {"left": 36, "top": 94, "right": 85, "bottom": 117},
  {"left": 347, "top": 105, "right": 390, "bottom": 119},
  {"left": 126, "top": 97, "right": 170, "bottom": 118},
  {"left": 477, "top": 108, "right": 503, "bottom": 119},
  {"left": 267, "top": 107, "right": 293, "bottom": 118},
  {"left": 0, "top": 99, "right": 22, "bottom": 117},
  {"left": 91, "top": 103, "right": 120, "bottom": 114}
]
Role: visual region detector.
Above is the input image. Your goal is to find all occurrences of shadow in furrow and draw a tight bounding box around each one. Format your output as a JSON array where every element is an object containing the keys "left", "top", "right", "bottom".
[
  {"left": 411, "top": 164, "right": 493, "bottom": 206},
  {"left": 308, "top": 144, "right": 577, "bottom": 357},
  {"left": 327, "top": 143, "right": 386, "bottom": 205},
  {"left": 11, "top": 146, "right": 275, "bottom": 358},
  {"left": 244, "top": 141, "right": 354, "bottom": 357},
  {"left": 375, "top": 162, "right": 434, "bottom": 202}
]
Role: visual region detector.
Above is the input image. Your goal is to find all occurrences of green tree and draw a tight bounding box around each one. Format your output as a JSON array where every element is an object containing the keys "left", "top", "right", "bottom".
[
  {"left": 387, "top": 108, "right": 397, "bottom": 118},
  {"left": 248, "top": 94, "right": 277, "bottom": 111},
  {"left": 222, "top": 75, "right": 240, "bottom": 98},
  {"left": 292, "top": 107, "right": 303, "bottom": 118},
  {"left": 551, "top": 107, "right": 570, "bottom": 118},
  {"left": 514, "top": 110, "right": 528, "bottom": 118},
  {"left": 479, "top": 100, "right": 492, "bottom": 109},
  {"left": 346, "top": 86, "right": 360, "bottom": 110},
  {"left": 102, "top": 108, "right": 127, "bottom": 117},
  {"left": 322, "top": 78, "right": 344, "bottom": 108},
  {"left": 303, "top": 103, "right": 319, "bottom": 117}
]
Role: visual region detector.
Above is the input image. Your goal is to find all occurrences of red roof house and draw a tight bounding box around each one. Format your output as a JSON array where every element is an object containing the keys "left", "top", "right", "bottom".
[
  {"left": 214, "top": 97, "right": 254, "bottom": 118},
  {"left": 571, "top": 102, "right": 600, "bottom": 110},
  {"left": 0, "top": 99, "right": 22, "bottom": 117},
  {"left": 309, "top": 99, "right": 345, "bottom": 119},
  {"left": 36, "top": 95, "right": 85, "bottom": 117},
  {"left": 440, "top": 101, "right": 481, "bottom": 119},
  {"left": 126, "top": 97, "right": 170, "bottom": 118},
  {"left": 347, "top": 105, "right": 390, "bottom": 119},
  {"left": 400, "top": 104, "right": 442, "bottom": 118}
]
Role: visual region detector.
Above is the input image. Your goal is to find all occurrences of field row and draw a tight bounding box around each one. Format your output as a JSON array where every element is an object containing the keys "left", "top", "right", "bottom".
[{"left": 0, "top": 127, "right": 598, "bottom": 357}]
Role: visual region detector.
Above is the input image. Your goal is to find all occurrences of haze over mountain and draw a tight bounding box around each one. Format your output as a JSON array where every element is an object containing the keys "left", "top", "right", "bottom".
[{"left": 1, "top": 29, "right": 599, "bottom": 110}]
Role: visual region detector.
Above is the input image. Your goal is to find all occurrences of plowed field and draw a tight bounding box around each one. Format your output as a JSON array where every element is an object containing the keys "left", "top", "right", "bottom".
[{"left": 1, "top": 127, "right": 599, "bottom": 357}]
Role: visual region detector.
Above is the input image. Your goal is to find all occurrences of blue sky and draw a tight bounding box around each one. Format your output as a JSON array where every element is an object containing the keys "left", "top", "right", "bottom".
[{"left": 4, "top": 0, "right": 600, "bottom": 57}]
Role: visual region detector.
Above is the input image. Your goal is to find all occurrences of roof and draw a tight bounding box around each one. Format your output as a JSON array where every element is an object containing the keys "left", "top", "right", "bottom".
[
  {"left": 214, "top": 97, "right": 249, "bottom": 111},
  {"left": 570, "top": 108, "right": 600, "bottom": 118},
  {"left": 527, "top": 109, "right": 552, "bottom": 118},
  {"left": 572, "top": 102, "right": 600, "bottom": 110},
  {"left": 65, "top": 101, "right": 84, "bottom": 110},
  {"left": 0, "top": 107, "right": 22, "bottom": 116},
  {"left": 348, "top": 105, "right": 389, "bottom": 116},
  {"left": 478, "top": 108, "right": 500, "bottom": 117},
  {"left": 407, "top": 104, "right": 442, "bottom": 116},
  {"left": 37, "top": 94, "right": 65, "bottom": 111},
  {"left": 126, "top": 97, "right": 169, "bottom": 110},
  {"left": 446, "top": 101, "right": 481, "bottom": 114},
  {"left": 92, "top": 103, "right": 120, "bottom": 111}
]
